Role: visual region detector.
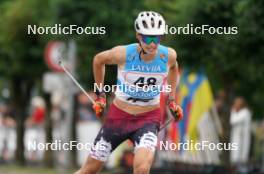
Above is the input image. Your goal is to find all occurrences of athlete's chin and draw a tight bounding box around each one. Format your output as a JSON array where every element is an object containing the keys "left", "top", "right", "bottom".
[{"left": 146, "top": 49, "right": 157, "bottom": 54}]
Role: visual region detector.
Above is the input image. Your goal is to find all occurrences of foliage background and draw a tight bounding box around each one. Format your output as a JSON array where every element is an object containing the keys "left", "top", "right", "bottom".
[{"left": 0, "top": 0, "right": 263, "bottom": 164}]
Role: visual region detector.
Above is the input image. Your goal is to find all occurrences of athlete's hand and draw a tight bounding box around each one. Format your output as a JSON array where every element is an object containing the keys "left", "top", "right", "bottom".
[
  {"left": 92, "top": 93, "right": 106, "bottom": 118},
  {"left": 168, "top": 99, "right": 183, "bottom": 121}
]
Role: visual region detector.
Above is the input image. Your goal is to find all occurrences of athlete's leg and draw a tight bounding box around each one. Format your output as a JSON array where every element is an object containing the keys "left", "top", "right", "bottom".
[
  {"left": 133, "top": 147, "right": 155, "bottom": 174},
  {"left": 74, "top": 156, "right": 104, "bottom": 174},
  {"left": 75, "top": 118, "right": 129, "bottom": 174},
  {"left": 130, "top": 124, "right": 159, "bottom": 174}
]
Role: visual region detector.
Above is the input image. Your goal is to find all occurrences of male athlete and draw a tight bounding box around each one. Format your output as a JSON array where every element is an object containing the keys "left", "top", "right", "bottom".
[{"left": 75, "top": 11, "right": 183, "bottom": 174}]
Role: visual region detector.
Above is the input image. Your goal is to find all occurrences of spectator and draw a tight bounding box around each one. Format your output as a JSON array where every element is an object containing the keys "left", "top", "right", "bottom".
[
  {"left": 51, "top": 91, "right": 66, "bottom": 135},
  {"left": 25, "top": 96, "right": 46, "bottom": 127},
  {"left": 0, "top": 103, "right": 16, "bottom": 163},
  {"left": 0, "top": 104, "right": 5, "bottom": 162},
  {"left": 50, "top": 91, "right": 66, "bottom": 166},
  {"left": 77, "top": 92, "right": 97, "bottom": 122},
  {"left": 76, "top": 91, "right": 101, "bottom": 166},
  {"left": 230, "top": 97, "right": 252, "bottom": 164},
  {"left": 215, "top": 89, "right": 232, "bottom": 164},
  {"left": 24, "top": 96, "right": 46, "bottom": 163}
]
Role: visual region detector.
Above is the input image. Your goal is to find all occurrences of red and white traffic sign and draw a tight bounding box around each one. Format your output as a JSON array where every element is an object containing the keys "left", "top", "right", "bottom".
[{"left": 44, "top": 41, "right": 67, "bottom": 72}]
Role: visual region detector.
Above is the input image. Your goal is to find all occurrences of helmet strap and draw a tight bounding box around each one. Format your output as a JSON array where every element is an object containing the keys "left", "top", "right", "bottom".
[{"left": 139, "top": 41, "right": 147, "bottom": 61}]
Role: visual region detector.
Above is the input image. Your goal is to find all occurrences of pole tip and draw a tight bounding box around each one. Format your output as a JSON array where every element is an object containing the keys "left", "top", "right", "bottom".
[{"left": 58, "top": 59, "right": 62, "bottom": 65}]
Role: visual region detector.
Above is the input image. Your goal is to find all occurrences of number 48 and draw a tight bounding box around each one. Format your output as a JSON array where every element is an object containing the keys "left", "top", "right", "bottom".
[{"left": 133, "top": 77, "right": 157, "bottom": 86}]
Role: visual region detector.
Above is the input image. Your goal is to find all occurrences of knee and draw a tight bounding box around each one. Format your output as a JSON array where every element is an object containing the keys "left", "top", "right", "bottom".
[
  {"left": 133, "top": 148, "right": 155, "bottom": 174},
  {"left": 74, "top": 167, "right": 98, "bottom": 174},
  {"left": 134, "top": 163, "right": 151, "bottom": 174},
  {"left": 74, "top": 161, "right": 102, "bottom": 174}
]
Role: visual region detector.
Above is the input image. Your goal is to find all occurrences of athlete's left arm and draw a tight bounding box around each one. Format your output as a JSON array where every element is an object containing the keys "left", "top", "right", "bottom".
[
  {"left": 167, "top": 48, "right": 183, "bottom": 121},
  {"left": 167, "top": 47, "right": 179, "bottom": 99}
]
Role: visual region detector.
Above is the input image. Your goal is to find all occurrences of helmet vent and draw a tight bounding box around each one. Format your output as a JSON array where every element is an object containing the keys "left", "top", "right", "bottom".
[
  {"left": 142, "top": 20, "right": 148, "bottom": 28},
  {"left": 151, "top": 17, "right": 154, "bottom": 27},
  {"left": 152, "top": 12, "right": 156, "bottom": 16},
  {"left": 146, "top": 12, "right": 150, "bottom": 16},
  {"left": 135, "top": 23, "right": 140, "bottom": 30},
  {"left": 158, "top": 20, "right": 162, "bottom": 28}
]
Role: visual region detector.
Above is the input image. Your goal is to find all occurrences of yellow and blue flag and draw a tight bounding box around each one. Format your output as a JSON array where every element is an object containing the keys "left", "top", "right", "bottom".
[{"left": 168, "top": 70, "right": 214, "bottom": 144}]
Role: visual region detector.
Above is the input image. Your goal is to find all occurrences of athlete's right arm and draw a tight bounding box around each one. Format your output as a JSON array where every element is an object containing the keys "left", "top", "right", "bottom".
[
  {"left": 93, "top": 46, "right": 126, "bottom": 86},
  {"left": 92, "top": 46, "right": 126, "bottom": 117}
]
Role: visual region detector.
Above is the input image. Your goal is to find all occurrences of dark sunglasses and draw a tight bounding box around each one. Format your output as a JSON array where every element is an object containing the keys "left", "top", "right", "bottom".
[{"left": 141, "top": 35, "right": 161, "bottom": 45}]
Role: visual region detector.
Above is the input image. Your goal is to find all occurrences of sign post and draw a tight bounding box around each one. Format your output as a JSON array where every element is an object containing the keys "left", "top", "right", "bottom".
[{"left": 43, "top": 40, "right": 77, "bottom": 169}]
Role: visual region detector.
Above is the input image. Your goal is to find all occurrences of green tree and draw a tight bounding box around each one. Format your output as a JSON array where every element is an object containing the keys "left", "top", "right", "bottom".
[
  {"left": 0, "top": 0, "right": 51, "bottom": 164},
  {"left": 52, "top": 0, "right": 145, "bottom": 88},
  {"left": 0, "top": 0, "right": 146, "bottom": 165},
  {"left": 145, "top": 0, "right": 264, "bottom": 165},
  {"left": 146, "top": 0, "right": 263, "bottom": 117}
]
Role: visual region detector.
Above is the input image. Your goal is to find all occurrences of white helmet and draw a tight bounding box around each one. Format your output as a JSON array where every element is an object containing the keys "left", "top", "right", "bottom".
[{"left": 135, "top": 11, "right": 166, "bottom": 35}]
